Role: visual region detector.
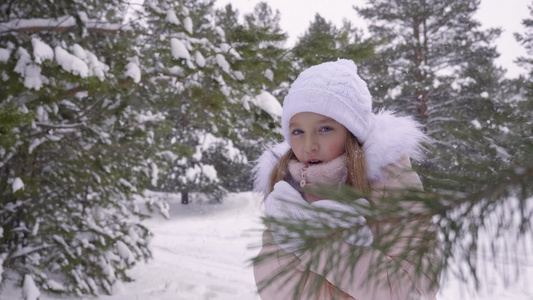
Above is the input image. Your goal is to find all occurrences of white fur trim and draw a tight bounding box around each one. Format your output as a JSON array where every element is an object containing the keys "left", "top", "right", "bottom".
[
  {"left": 252, "top": 142, "right": 290, "bottom": 198},
  {"left": 364, "top": 110, "right": 430, "bottom": 181}
]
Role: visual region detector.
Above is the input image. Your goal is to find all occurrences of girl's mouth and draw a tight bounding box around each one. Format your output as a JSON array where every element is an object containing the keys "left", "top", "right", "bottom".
[{"left": 308, "top": 160, "right": 322, "bottom": 165}]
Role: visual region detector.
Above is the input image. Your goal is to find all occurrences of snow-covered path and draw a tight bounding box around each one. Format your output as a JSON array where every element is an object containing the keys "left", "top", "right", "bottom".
[{"left": 99, "top": 192, "right": 264, "bottom": 300}]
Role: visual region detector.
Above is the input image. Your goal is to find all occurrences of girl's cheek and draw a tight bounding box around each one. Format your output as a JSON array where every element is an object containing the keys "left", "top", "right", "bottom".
[
  {"left": 291, "top": 146, "right": 303, "bottom": 161},
  {"left": 291, "top": 146, "right": 299, "bottom": 155}
]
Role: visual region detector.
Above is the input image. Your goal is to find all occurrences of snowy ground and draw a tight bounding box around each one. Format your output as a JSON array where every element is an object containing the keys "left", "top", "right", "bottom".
[
  {"left": 1, "top": 191, "right": 531, "bottom": 299},
  {"left": 98, "top": 191, "right": 264, "bottom": 300}
]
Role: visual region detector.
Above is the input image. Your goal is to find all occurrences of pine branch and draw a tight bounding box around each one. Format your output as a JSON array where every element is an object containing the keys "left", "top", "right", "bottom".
[
  {"left": 255, "top": 165, "right": 533, "bottom": 298},
  {"left": 0, "top": 16, "right": 136, "bottom": 35}
]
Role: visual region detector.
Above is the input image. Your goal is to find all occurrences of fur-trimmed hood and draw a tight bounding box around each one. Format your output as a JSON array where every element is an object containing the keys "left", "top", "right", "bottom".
[{"left": 252, "top": 110, "right": 430, "bottom": 199}]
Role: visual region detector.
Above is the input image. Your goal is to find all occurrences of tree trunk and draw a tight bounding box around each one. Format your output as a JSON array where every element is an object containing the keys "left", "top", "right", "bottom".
[{"left": 181, "top": 191, "right": 189, "bottom": 205}]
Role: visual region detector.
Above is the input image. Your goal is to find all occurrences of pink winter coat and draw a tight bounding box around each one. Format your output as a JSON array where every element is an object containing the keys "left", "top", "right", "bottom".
[{"left": 253, "top": 156, "right": 441, "bottom": 300}]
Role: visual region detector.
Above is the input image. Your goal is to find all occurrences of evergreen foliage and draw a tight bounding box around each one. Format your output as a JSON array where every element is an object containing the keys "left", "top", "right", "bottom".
[
  {"left": 514, "top": 4, "right": 533, "bottom": 146},
  {"left": 0, "top": 0, "right": 155, "bottom": 295},
  {"left": 0, "top": 0, "right": 287, "bottom": 296},
  {"left": 293, "top": 14, "right": 378, "bottom": 69},
  {"left": 213, "top": 2, "right": 291, "bottom": 190},
  {"left": 355, "top": 0, "right": 522, "bottom": 196},
  {"left": 142, "top": 0, "right": 287, "bottom": 202},
  {"left": 1, "top": 0, "right": 531, "bottom": 298},
  {"left": 355, "top": 0, "right": 532, "bottom": 292}
]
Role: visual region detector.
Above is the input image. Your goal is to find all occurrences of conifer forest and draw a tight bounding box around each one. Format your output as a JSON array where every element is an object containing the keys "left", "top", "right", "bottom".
[{"left": 1, "top": 0, "right": 532, "bottom": 298}]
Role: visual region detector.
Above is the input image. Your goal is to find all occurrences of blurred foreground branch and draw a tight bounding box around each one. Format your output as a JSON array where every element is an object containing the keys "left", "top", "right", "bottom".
[{"left": 253, "top": 165, "right": 533, "bottom": 298}]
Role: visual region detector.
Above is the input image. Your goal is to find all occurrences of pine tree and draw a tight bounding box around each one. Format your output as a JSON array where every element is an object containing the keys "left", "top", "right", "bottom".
[
  {"left": 138, "top": 0, "right": 236, "bottom": 204},
  {"left": 513, "top": 3, "right": 533, "bottom": 148},
  {"left": 215, "top": 2, "right": 292, "bottom": 182},
  {"left": 0, "top": 0, "right": 160, "bottom": 295},
  {"left": 355, "top": 0, "right": 532, "bottom": 289},
  {"left": 355, "top": 0, "right": 520, "bottom": 191},
  {"left": 217, "top": 2, "right": 291, "bottom": 94},
  {"left": 137, "top": 0, "right": 286, "bottom": 204},
  {"left": 293, "top": 14, "right": 377, "bottom": 69}
]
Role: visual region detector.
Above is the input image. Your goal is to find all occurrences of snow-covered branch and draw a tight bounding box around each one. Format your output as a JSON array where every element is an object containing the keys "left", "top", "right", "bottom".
[
  {"left": 35, "top": 122, "right": 86, "bottom": 129},
  {"left": 0, "top": 16, "right": 133, "bottom": 35}
]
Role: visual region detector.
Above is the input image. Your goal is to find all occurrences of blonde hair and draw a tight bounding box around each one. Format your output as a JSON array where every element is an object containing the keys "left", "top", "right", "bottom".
[
  {"left": 268, "top": 132, "right": 370, "bottom": 195},
  {"left": 344, "top": 132, "right": 370, "bottom": 194}
]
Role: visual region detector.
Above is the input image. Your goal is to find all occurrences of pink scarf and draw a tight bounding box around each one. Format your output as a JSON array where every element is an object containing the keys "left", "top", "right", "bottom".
[{"left": 288, "top": 156, "right": 347, "bottom": 189}]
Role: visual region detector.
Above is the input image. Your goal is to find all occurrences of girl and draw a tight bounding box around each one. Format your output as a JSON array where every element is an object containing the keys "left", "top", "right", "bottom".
[{"left": 252, "top": 59, "right": 440, "bottom": 299}]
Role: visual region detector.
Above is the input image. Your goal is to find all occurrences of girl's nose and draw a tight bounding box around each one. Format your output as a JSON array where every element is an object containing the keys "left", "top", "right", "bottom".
[{"left": 305, "top": 136, "right": 319, "bottom": 153}]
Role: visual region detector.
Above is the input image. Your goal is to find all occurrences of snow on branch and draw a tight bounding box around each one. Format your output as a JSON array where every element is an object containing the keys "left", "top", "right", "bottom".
[
  {"left": 194, "top": 132, "right": 247, "bottom": 163},
  {"left": 243, "top": 91, "right": 282, "bottom": 119},
  {"left": 35, "top": 122, "right": 86, "bottom": 130},
  {"left": 170, "top": 38, "right": 191, "bottom": 60},
  {"left": 0, "top": 16, "right": 133, "bottom": 35},
  {"left": 23, "top": 274, "right": 40, "bottom": 300}
]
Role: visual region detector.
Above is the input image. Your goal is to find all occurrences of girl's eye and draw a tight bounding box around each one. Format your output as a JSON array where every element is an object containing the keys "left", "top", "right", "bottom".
[
  {"left": 320, "top": 126, "right": 333, "bottom": 132},
  {"left": 292, "top": 129, "right": 303, "bottom": 135}
]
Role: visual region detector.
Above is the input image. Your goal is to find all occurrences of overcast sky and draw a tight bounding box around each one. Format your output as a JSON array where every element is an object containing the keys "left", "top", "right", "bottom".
[{"left": 215, "top": 0, "right": 531, "bottom": 78}]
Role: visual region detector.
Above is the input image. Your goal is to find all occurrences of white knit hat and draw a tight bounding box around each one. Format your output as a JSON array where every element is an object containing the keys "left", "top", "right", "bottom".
[{"left": 282, "top": 59, "right": 373, "bottom": 144}]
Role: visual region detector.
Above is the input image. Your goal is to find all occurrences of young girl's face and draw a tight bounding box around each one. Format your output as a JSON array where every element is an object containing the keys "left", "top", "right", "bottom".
[{"left": 289, "top": 112, "right": 348, "bottom": 165}]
